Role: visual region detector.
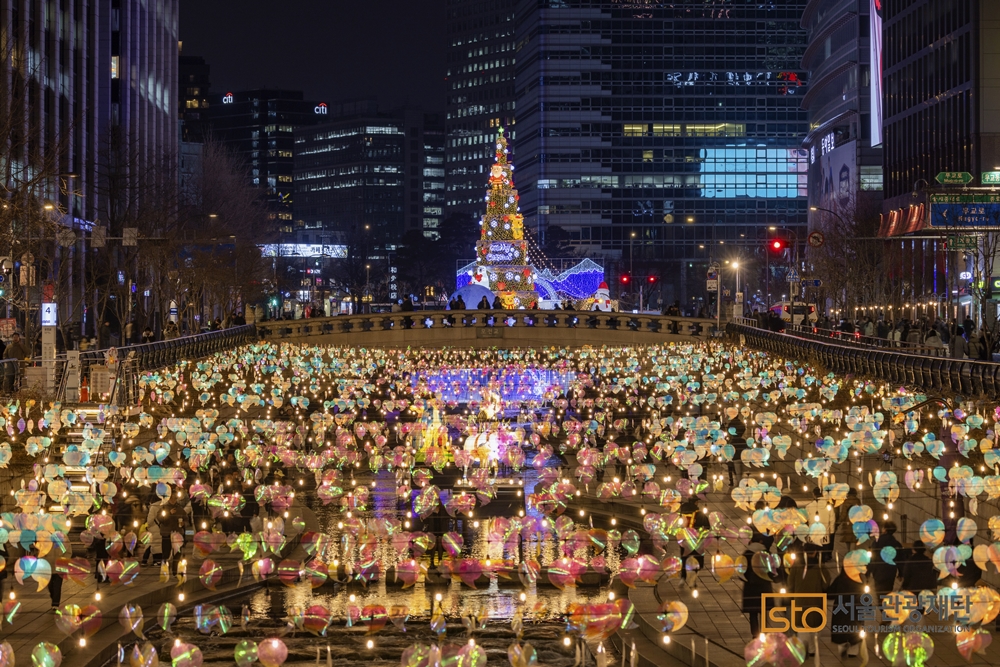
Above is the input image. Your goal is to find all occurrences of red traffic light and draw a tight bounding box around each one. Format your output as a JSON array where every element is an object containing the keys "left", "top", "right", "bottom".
[
  {"left": 620, "top": 275, "right": 630, "bottom": 284},
  {"left": 647, "top": 275, "right": 656, "bottom": 283},
  {"left": 770, "top": 239, "right": 785, "bottom": 251}
]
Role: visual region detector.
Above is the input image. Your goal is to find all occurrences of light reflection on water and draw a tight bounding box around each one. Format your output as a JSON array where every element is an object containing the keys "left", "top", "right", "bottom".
[
  {"left": 247, "top": 578, "right": 606, "bottom": 624},
  {"left": 309, "top": 471, "right": 621, "bottom": 578}
]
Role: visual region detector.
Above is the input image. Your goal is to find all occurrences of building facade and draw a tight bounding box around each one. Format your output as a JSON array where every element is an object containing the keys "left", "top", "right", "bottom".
[
  {"left": 445, "top": 0, "right": 517, "bottom": 219},
  {"left": 512, "top": 0, "right": 810, "bottom": 307},
  {"left": 882, "top": 0, "right": 1000, "bottom": 204},
  {"left": 876, "top": 0, "right": 1000, "bottom": 321},
  {"left": 801, "top": 0, "right": 883, "bottom": 234},
  {"left": 0, "top": 0, "right": 178, "bottom": 331},
  {"left": 207, "top": 89, "right": 325, "bottom": 231},
  {"left": 179, "top": 53, "right": 210, "bottom": 143},
  {"left": 294, "top": 104, "right": 445, "bottom": 245}
]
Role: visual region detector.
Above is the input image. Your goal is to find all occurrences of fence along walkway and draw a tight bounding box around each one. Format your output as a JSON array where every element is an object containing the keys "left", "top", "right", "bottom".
[
  {"left": 728, "top": 321, "right": 1000, "bottom": 398},
  {"left": 256, "top": 310, "right": 721, "bottom": 342}
]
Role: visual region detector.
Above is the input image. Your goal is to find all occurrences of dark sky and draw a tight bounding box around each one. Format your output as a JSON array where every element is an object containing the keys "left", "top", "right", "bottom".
[{"left": 178, "top": 0, "right": 448, "bottom": 113}]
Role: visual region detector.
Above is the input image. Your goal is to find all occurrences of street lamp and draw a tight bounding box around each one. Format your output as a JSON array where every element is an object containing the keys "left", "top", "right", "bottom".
[
  {"left": 629, "top": 231, "right": 636, "bottom": 278},
  {"left": 365, "top": 264, "right": 371, "bottom": 314}
]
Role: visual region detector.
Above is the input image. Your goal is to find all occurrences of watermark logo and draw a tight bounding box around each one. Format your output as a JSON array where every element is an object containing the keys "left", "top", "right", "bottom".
[{"left": 761, "top": 594, "right": 828, "bottom": 633}]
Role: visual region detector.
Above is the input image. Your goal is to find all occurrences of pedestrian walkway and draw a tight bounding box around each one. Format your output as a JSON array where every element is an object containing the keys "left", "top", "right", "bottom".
[
  {"left": 0, "top": 495, "right": 318, "bottom": 667},
  {"left": 569, "top": 463, "right": 995, "bottom": 667}
]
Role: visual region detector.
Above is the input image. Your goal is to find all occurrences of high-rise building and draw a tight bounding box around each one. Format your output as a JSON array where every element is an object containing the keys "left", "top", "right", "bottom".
[
  {"left": 207, "top": 89, "right": 326, "bottom": 230},
  {"left": 801, "top": 0, "right": 883, "bottom": 235},
  {"left": 293, "top": 104, "right": 445, "bottom": 245},
  {"left": 0, "top": 0, "right": 179, "bottom": 329},
  {"left": 445, "top": 0, "right": 517, "bottom": 218},
  {"left": 875, "top": 1, "right": 1000, "bottom": 319},
  {"left": 0, "top": 0, "right": 178, "bottom": 224},
  {"left": 179, "top": 53, "right": 211, "bottom": 143},
  {"left": 882, "top": 1, "right": 1000, "bottom": 206},
  {"left": 512, "top": 1, "right": 811, "bottom": 307},
  {"left": 109, "top": 0, "right": 180, "bottom": 171}
]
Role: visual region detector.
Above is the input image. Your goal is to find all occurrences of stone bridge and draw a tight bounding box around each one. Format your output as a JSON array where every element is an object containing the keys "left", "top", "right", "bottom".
[{"left": 254, "top": 310, "right": 721, "bottom": 347}]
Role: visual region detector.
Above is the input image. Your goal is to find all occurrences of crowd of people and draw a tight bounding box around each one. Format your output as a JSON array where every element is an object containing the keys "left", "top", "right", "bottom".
[{"left": 812, "top": 314, "right": 993, "bottom": 360}]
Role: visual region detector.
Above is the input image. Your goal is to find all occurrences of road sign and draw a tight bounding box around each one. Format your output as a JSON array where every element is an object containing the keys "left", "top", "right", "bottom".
[
  {"left": 807, "top": 231, "right": 825, "bottom": 248},
  {"left": 936, "top": 171, "right": 974, "bottom": 185},
  {"left": 983, "top": 172, "right": 1000, "bottom": 185},
  {"left": 787, "top": 270, "right": 799, "bottom": 283},
  {"left": 800, "top": 279, "right": 822, "bottom": 287},
  {"left": 706, "top": 279, "right": 718, "bottom": 292},
  {"left": 947, "top": 235, "right": 978, "bottom": 251}
]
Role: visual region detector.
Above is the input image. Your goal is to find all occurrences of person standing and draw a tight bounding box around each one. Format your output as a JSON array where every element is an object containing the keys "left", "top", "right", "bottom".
[
  {"left": 836, "top": 487, "right": 861, "bottom": 550},
  {"left": 741, "top": 540, "right": 776, "bottom": 637},
  {"left": 143, "top": 499, "right": 163, "bottom": 565},
  {"left": 786, "top": 544, "right": 828, "bottom": 654},
  {"left": 869, "top": 520, "right": 902, "bottom": 595},
  {"left": 156, "top": 492, "right": 191, "bottom": 574},
  {"left": 899, "top": 540, "right": 937, "bottom": 593},
  {"left": 726, "top": 415, "right": 747, "bottom": 486},
  {"left": 949, "top": 325, "right": 968, "bottom": 359},
  {"left": 827, "top": 564, "right": 865, "bottom": 658},
  {"left": 2, "top": 332, "right": 29, "bottom": 392}
]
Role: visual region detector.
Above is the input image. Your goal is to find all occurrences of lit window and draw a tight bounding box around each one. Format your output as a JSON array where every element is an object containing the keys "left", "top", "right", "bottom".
[
  {"left": 651, "top": 124, "right": 682, "bottom": 136},
  {"left": 643, "top": 150, "right": 654, "bottom": 163},
  {"left": 623, "top": 124, "right": 646, "bottom": 136},
  {"left": 111, "top": 56, "right": 119, "bottom": 79}
]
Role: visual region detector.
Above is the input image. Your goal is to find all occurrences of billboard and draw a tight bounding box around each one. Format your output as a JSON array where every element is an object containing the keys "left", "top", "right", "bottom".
[
  {"left": 809, "top": 138, "right": 857, "bottom": 225},
  {"left": 870, "top": 0, "right": 884, "bottom": 146}
]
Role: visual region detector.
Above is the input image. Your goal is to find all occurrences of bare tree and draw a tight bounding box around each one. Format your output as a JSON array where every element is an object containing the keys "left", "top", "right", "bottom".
[{"left": 808, "top": 192, "right": 902, "bottom": 319}]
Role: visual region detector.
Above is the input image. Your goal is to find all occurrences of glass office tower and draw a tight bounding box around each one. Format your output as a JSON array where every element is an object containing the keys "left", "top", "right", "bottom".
[{"left": 513, "top": 0, "right": 810, "bottom": 307}]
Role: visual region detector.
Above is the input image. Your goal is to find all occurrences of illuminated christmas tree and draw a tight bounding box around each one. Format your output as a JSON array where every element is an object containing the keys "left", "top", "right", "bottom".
[{"left": 473, "top": 128, "right": 538, "bottom": 309}]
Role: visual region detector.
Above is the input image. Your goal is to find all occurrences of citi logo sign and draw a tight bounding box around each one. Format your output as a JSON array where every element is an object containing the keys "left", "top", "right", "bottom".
[
  {"left": 222, "top": 93, "right": 234, "bottom": 104},
  {"left": 315, "top": 103, "right": 328, "bottom": 115}
]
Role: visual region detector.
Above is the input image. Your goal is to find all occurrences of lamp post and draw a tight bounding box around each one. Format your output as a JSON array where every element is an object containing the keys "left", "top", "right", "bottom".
[
  {"left": 629, "top": 231, "right": 635, "bottom": 278},
  {"left": 365, "top": 264, "right": 371, "bottom": 314}
]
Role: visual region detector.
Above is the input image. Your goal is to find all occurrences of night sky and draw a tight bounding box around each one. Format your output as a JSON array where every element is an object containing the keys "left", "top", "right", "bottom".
[{"left": 178, "top": 0, "right": 448, "bottom": 113}]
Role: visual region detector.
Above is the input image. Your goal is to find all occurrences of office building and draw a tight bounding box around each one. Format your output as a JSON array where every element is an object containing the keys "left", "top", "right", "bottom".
[
  {"left": 294, "top": 104, "right": 445, "bottom": 244},
  {"left": 179, "top": 53, "right": 211, "bottom": 143},
  {"left": 882, "top": 1, "right": 1000, "bottom": 208},
  {"left": 801, "top": 0, "right": 883, "bottom": 234},
  {"left": 0, "top": 0, "right": 179, "bottom": 329},
  {"left": 445, "top": 0, "right": 517, "bottom": 218},
  {"left": 876, "top": 1, "right": 1000, "bottom": 319},
  {"left": 512, "top": 1, "right": 811, "bottom": 305},
  {"left": 207, "top": 89, "right": 325, "bottom": 230}
]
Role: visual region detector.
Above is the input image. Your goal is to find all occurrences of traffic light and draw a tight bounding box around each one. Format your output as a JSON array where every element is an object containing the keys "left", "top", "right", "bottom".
[
  {"left": 647, "top": 275, "right": 657, "bottom": 284},
  {"left": 770, "top": 239, "right": 785, "bottom": 252},
  {"left": 620, "top": 274, "right": 630, "bottom": 284}
]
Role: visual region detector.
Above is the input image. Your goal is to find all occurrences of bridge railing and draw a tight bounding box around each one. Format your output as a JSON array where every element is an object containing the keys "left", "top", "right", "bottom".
[
  {"left": 728, "top": 322, "right": 1000, "bottom": 397},
  {"left": 255, "top": 310, "right": 722, "bottom": 340}
]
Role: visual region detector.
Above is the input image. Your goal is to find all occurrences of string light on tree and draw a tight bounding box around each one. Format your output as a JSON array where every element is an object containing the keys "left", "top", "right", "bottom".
[{"left": 473, "top": 128, "right": 539, "bottom": 309}]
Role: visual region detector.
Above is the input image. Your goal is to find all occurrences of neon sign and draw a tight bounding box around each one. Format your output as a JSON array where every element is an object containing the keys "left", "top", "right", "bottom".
[
  {"left": 314, "top": 103, "right": 328, "bottom": 115},
  {"left": 222, "top": 92, "right": 234, "bottom": 104}
]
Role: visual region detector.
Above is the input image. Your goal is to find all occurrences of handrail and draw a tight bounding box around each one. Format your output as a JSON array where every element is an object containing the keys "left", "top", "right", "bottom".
[
  {"left": 77, "top": 325, "right": 257, "bottom": 404},
  {"left": 728, "top": 322, "right": 1000, "bottom": 397},
  {"left": 255, "top": 310, "right": 723, "bottom": 341},
  {"left": 785, "top": 323, "right": 950, "bottom": 357}
]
